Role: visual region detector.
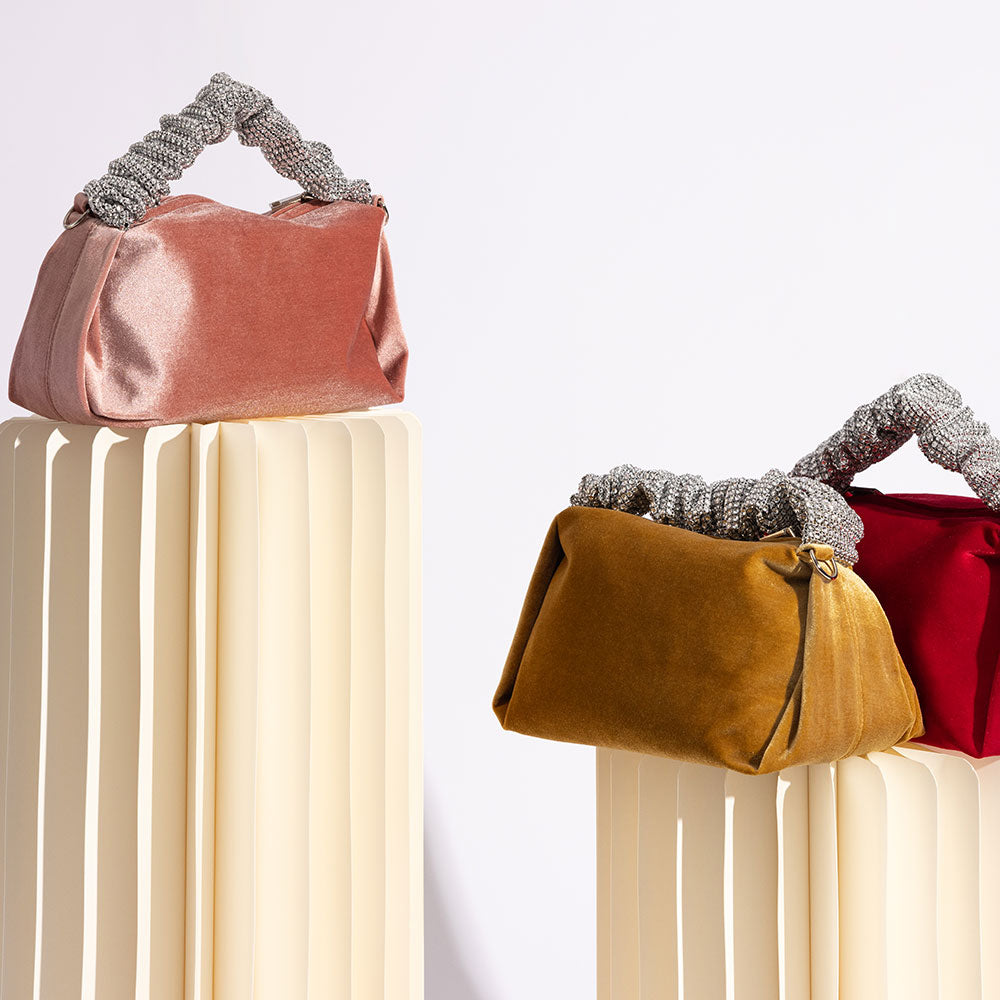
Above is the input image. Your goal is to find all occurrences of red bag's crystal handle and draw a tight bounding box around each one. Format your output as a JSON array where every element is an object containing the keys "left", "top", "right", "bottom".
[
  {"left": 81, "top": 72, "right": 372, "bottom": 229},
  {"left": 791, "top": 373, "right": 1000, "bottom": 509}
]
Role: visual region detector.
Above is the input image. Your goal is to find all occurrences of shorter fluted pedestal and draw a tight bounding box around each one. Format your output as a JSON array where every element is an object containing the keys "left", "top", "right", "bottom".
[
  {"left": 598, "top": 745, "right": 1000, "bottom": 1000},
  {"left": 0, "top": 412, "right": 422, "bottom": 1000}
]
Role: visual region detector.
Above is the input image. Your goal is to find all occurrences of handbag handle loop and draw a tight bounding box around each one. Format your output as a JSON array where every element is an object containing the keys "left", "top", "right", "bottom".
[
  {"left": 571, "top": 464, "right": 864, "bottom": 565},
  {"left": 791, "top": 373, "right": 1000, "bottom": 510},
  {"left": 82, "top": 72, "right": 372, "bottom": 229}
]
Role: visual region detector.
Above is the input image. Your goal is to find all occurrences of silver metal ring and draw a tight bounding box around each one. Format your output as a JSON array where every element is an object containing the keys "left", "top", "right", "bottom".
[
  {"left": 63, "top": 205, "right": 91, "bottom": 230},
  {"left": 808, "top": 548, "right": 839, "bottom": 581}
]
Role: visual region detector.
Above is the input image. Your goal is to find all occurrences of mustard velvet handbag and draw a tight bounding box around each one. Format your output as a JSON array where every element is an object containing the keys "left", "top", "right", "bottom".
[{"left": 493, "top": 466, "right": 922, "bottom": 775}]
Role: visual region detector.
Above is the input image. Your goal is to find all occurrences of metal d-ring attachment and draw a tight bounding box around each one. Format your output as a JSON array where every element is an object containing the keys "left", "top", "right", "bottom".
[
  {"left": 269, "top": 192, "right": 308, "bottom": 212},
  {"left": 760, "top": 526, "right": 797, "bottom": 542},
  {"left": 807, "top": 548, "right": 839, "bottom": 582},
  {"left": 374, "top": 195, "right": 389, "bottom": 222},
  {"left": 63, "top": 205, "right": 91, "bottom": 230}
]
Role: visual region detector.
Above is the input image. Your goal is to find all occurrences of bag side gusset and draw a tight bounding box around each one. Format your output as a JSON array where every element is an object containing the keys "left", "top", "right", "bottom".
[{"left": 10, "top": 213, "right": 122, "bottom": 423}]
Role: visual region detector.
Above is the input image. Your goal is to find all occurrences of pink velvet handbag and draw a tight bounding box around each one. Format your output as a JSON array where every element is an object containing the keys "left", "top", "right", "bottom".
[{"left": 9, "top": 73, "right": 407, "bottom": 427}]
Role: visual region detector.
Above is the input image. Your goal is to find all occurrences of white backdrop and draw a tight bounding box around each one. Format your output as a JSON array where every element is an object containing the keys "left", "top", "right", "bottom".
[{"left": 2, "top": 3, "right": 999, "bottom": 998}]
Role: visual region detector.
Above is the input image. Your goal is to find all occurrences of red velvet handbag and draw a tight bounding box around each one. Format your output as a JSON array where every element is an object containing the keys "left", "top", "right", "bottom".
[{"left": 792, "top": 374, "right": 1000, "bottom": 757}]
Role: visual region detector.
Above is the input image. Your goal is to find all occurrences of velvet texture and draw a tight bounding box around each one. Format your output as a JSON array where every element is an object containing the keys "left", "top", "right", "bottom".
[
  {"left": 847, "top": 487, "right": 1000, "bottom": 757},
  {"left": 9, "top": 194, "right": 407, "bottom": 426},
  {"left": 494, "top": 507, "right": 923, "bottom": 774}
]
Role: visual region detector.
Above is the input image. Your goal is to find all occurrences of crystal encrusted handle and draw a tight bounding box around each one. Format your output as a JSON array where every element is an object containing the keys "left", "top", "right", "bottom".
[
  {"left": 791, "top": 373, "right": 1000, "bottom": 510},
  {"left": 83, "top": 72, "right": 371, "bottom": 229},
  {"left": 571, "top": 464, "right": 864, "bottom": 565}
]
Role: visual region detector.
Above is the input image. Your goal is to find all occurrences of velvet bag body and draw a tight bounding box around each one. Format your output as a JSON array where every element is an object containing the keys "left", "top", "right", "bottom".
[
  {"left": 9, "top": 73, "right": 406, "bottom": 427},
  {"left": 10, "top": 195, "right": 405, "bottom": 426},
  {"left": 843, "top": 489, "right": 1000, "bottom": 757},
  {"left": 494, "top": 506, "right": 922, "bottom": 774},
  {"left": 793, "top": 374, "right": 1000, "bottom": 758}
]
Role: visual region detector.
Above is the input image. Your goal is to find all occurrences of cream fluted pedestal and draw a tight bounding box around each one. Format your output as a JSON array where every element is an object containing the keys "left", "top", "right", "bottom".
[
  {"left": 0, "top": 412, "right": 422, "bottom": 1000},
  {"left": 598, "top": 746, "right": 1000, "bottom": 1000}
]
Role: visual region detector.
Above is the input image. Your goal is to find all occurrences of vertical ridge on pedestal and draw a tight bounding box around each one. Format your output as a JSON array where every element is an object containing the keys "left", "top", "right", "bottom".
[
  {"left": 186, "top": 424, "right": 220, "bottom": 1000},
  {"left": 72, "top": 428, "right": 110, "bottom": 1000},
  {"left": 837, "top": 756, "right": 889, "bottom": 998},
  {"left": 0, "top": 421, "right": 31, "bottom": 994},
  {"left": 774, "top": 768, "right": 809, "bottom": 1000},
  {"left": 303, "top": 418, "right": 354, "bottom": 1000},
  {"left": 401, "top": 415, "right": 424, "bottom": 1000},
  {"left": 725, "top": 770, "right": 779, "bottom": 999},
  {"left": 91, "top": 428, "right": 143, "bottom": 1000},
  {"left": 678, "top": 762, "right": 726, "bottom": 999},
  {"left": 896, "top": 745, "right": 983, "bottom": 999},
  {"left": 2, "top": 424, "right": 59, "bottom": 999},
  {"left": 378, "top": 414, "right": 417, "bottom": 1000},
  {"left": 596, "top": 749, "right": 613, "bottom": 1000},
  {"left": 975, "top": 757, "right": 1000, "bottom": 996},
  {"left": 0, "top": 421, "right": 20, "bottom": 969},
  {"left": 252, "top": 422, "right": 313, "bottom": 998},
  {"left": 215, "top": 422, "right": 261, "bottom": 999},
  {"left": 31, "top": 428, "right": 66, "bottom": 1000},
  {"left": 346, "top": 419, "right": 389, "bottom": 1000},
  {"left": 137, "top": 427, "right": 190, "bottom": 1000},
  {"left": 636, "top": 755, "right": 680, "bottom": 999},
  {"left": 608, "top": 751, "right": 640, "bottom": 999},
  {"left": 807, "top": 763, "right": 838, "bottom": 1000},
  {"left": 868, "top": 752, "right": 938, "bottom": 1000}
]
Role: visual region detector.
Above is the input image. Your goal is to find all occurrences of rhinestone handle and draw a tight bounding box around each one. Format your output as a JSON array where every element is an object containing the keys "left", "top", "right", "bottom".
[
  {"left": 791, "top": 373, "right": 1000, "bottom": 509},
  {"left": 82, "top": 72, "right": 371, "bottom": 229},
  {"left": 571, "top": 464, "right": 864, "bottom": 565}
]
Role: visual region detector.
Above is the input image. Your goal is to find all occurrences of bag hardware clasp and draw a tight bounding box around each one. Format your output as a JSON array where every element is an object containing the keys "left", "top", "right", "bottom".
[{"left": 63, "top": 205, "right": 92, "bottom": 230}]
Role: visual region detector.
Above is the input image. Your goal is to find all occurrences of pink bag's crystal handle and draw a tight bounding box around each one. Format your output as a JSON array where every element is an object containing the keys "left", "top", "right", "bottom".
[
  {"left": 791, "top": 373, "right": 1000, "bottom": 509},
  {"left": 82, "top": 72, "right": 372, "bottom": 229}
]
